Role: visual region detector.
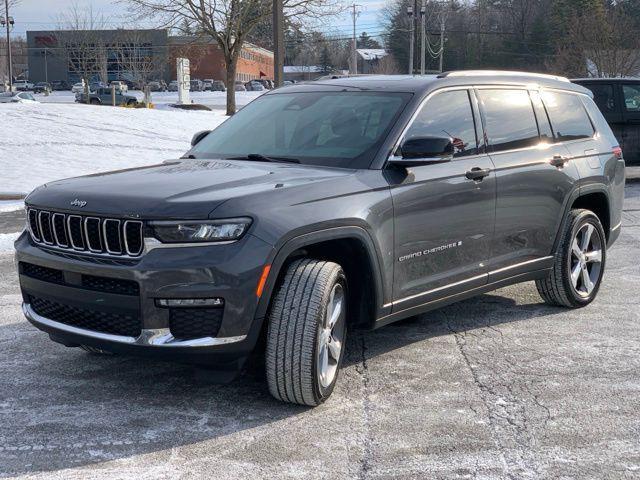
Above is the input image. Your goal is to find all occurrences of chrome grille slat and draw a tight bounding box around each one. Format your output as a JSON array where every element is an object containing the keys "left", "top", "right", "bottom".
[
  {"left": 84, "top": 217, "right": 103, "bottom": 253},
  {"left": 26, "top": 209, "right": 143, "bottom": 259},
  {"left": 52, "top": 213, "right": 69, "bottom": 248}
]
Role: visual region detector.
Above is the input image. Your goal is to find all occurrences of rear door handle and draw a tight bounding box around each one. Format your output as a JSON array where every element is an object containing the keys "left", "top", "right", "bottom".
[
  {"left": 550, "top": 155, "right": 570, "bottom": 168},
  {"left": 465, "top": 167, "right": 491, "bottom": 181}
]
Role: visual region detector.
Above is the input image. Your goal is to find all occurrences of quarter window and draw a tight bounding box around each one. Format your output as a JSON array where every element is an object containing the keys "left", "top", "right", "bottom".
[
  {"left": 623, "top": 84, "right": 640, "bottom": 112},
  {"left": 477, "top": 89, "right": 540, "bottom": 152},
  {"left": 583, "top": 83, "right": 616, "bottom": 113},
  {"left": 405, "top": 90, "right": 478, "bottom": 158},
  {"left": 542, "top": 91, "right": 594, "bottom": 141}
]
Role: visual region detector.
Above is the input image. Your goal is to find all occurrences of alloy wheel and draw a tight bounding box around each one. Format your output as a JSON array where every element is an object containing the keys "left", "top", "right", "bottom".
[
  {"left": 317, "top": 283, "right": 346, "bottom": 389},
  {"left": 569, "top": 222, "right": 603, "bottom": 297}
]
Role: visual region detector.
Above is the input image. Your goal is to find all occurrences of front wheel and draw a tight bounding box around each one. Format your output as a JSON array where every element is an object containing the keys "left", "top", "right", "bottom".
[
  {"left": 536, "top": 209, "right": 606, "bottom": 308},
  {"left": 265, "top": 259, "right": 347, "bottom": 406}
]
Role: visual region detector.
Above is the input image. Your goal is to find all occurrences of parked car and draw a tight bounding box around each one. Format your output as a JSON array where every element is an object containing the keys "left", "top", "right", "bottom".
[
  {"left": 32, "top": 82, "right": 52, "bottom": 94},
  {"left": 0, "top": 91, "right": 37, "bottom": 103},
  {"left": 168, "top": 80, "right": 179, "bottom": 92},
  {"left": 89, "top": 81, "right": 108, "bottom": 92},
  {"left": 147, "top": 80, "right": 167, "bottom": 92},
  {"left": 16, "top": 71, "right": 625, "bottom": 406},
  {"left": 50, "top": 80, "right": 70, "bottom": 91},
  {"left": 110, "top": 81, "right": 128, "bottom": 93},
  {"left": 76, "top": 87, "right": 138, "bottom": 106},
  {"left": 573, "top": 78, "right": 640, "bottom": 165},
  {"left": 190, "top": 79, "right": 204, "bottom": 92},
  {"left": 234, "top": 81, "right": 246, "bottom": 91},
  {"left": 203, "top": 79, "right": 214, "bottom": 91},
  {"left": 245, "top": 80, "right": 265, "bottom": 92},
  {"left": 13, "top": 80, "right": 34, "bottom": 91},
  {"left": 211, "top": 80, "right": 226, "bottom": 92},
  {"left": 71, "top": 82, "right": 85, "bottom": 94}
]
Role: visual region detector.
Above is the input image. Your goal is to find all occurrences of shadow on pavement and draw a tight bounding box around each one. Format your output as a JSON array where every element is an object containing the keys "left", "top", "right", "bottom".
[{"left": 0, "top": 290, "right": 558, "bottom": 476}]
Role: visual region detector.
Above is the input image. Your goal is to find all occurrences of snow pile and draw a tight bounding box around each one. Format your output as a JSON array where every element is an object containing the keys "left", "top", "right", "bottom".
[
  {"left": 1, "top": 103, "right": 229, "bottom": 195},
  {"left": 0, "top": 200, "right": 24, "bottom": 213},
  {"left": 0, "top": 232, "right": 20, "bottom": 254}
]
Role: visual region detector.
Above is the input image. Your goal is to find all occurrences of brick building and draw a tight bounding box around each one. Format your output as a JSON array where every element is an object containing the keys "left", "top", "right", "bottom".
[{"left": 169, "top": 36, "right": 274, "bottom": 83}]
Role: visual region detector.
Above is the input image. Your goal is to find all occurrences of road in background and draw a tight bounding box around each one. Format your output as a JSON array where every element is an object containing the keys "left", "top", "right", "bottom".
[{"left": 0, "top": 184, "right": 638, "bottom": 479}]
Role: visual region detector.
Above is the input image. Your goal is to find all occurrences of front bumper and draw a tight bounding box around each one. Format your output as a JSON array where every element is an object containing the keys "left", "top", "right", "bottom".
[{"left": 15, "top": 231, "right": 274, "bottom": 368}]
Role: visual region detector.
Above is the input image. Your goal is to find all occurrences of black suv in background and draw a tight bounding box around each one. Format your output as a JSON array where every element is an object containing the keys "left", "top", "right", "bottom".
[
  {"left": 16, "top": 71, "right": 625, "bottom": 406},
  {"left": 573, "top": 78, "right": 640, "bottom": 165}
]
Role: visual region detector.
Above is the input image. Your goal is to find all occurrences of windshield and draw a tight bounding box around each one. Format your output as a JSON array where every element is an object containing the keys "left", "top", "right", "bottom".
[{"left": 189, "top": 90, "right": 411, "bottom": 168}]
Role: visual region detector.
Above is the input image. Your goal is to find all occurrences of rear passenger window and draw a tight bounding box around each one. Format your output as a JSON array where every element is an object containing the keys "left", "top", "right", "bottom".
[
  {"left": 477, "top": 89, "right": 540, "bottom": 152},
  {"left": 583, "top": 84, "right": 616, "bottom": 112},
  {"left": 542, "top": 91, "right": 594, "bottom": 141},
  {"left": 623, "top": 84, "right": 640, "bottom": 111},
  {"left": 405, "top": 90, "right": 478, "bottom": 158}
]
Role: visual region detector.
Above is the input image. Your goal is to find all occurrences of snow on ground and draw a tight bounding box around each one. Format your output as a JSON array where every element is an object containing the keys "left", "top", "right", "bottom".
[
  {"left": 1, "top": 102, "right": 231, "bottom": 195},
  {"left": 37, "top": 90, "right": 265, "bottom": 111},
  {"left": 0, "top": 232, "right": 20, "bottom": 254},
  {"left": 0, "top": 200, "right": 24, "bottom": 213}
]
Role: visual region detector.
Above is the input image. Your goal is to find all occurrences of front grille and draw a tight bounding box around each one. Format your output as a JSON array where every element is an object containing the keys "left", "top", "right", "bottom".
[
  {"left": 20, "top": 262, "right": 139, "bottom": 296},
  {"left": 30, "top": 296, "right": 142, "bottom": 337},
  {"left": 27, "top": 208, "right": 143, "bottom": 257},
  {"left": 21, "top": 263, "right": 65, "bottom": 284},
  {"left": 169, "top": 308, "right": 223, "bottom": 340}
]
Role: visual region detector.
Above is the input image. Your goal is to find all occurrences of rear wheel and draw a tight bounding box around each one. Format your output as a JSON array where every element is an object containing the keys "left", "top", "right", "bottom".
[
  {"left": 265, "top": 259, "right": 347, "bottom": 406},
  {"left": 536, "top": 209, "right": 606, "bottom": 308}
]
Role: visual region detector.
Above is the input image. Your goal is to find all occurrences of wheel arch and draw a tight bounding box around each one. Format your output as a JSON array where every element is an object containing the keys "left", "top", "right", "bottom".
[
  {"left": 553, "top": 184, "right": 611, "bottom": 252},
  {"left": 254, "top": 226, "right": 387, "bottom": 330}
]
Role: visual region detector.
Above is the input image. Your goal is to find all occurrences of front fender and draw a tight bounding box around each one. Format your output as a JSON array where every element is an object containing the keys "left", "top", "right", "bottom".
[{"left": 253, "top": 225, "right": 389, "bottom": 323}]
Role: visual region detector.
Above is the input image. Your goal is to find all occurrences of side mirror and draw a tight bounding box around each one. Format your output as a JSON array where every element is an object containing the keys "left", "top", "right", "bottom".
[
  {"left": 191, "top": 130, "right": 212, "bottom": 147},
  {"left": 389, "top": 136, "right": 454, "bottom": 167}
]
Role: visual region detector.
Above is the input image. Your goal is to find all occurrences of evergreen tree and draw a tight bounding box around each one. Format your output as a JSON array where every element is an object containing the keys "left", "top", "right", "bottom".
[{"left": 357, "top": 32, "right": 382, "bottom": 49}]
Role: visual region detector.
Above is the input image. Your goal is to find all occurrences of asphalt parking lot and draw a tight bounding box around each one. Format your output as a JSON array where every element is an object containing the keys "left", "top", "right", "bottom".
[{"left": 1, "top": 185, "right": 639, "bottom": 480}]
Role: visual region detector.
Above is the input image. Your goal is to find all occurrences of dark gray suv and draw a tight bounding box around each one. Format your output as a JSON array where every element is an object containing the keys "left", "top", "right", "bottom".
[{"left": 15, "top": 71, "right": 625, "bottom": 406}]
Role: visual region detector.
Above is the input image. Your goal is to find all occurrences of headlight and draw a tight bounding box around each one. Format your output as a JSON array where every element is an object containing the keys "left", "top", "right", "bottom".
[{"left": 149, "top": 218, "right": 252, "bottom": 243}]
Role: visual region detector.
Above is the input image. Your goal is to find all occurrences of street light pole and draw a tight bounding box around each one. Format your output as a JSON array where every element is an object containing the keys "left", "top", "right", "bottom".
[
  {"left": 43, "top": 49, "right": 48, "bottom": 83},
  {"left": 420, "top": 1, "right": 426, "bottom": 75},
  {"left": 272, "top": 0, "right": 284, "bottom": 87},
  {"left": 3, "top": 0, "right": 12, "bottom": 91},
  {"left": 407, "top": 4, "right": 414, "bottom": 75}
]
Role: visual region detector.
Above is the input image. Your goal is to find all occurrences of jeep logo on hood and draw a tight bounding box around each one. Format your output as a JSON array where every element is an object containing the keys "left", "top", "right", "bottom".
[{"left": 70, "top": 199, "right": 87, "bottom": 208}]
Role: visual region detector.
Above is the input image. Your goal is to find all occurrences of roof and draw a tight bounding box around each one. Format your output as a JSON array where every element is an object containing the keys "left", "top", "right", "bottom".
[
  {"left": 572, "top": 77, "right": 640, "bottom": 82},
  {"left": 273, "top": 71, "right": 589, "bottom": 95},
  {"left": 356, "top": 49, "right": 389, "bottom": 61},
  {"left": 284, "top": 66, "right": 323, "bottom": 73}
]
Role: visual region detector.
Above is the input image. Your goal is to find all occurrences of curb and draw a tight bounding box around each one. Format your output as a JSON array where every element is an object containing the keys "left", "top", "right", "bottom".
[{"left": 0, "top": 194, "right": 25, "bottom": 201}]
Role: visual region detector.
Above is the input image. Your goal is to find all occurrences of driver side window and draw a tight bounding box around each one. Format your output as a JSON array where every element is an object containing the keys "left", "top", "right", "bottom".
[{"left": 405, "top": 90, "right": 479, "bottom": 158}]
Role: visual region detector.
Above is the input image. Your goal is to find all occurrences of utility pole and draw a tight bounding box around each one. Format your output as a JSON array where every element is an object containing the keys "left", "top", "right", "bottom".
[
  {"left": 2, "top": 0, "right": 13, "bottom": 91},
  {"left": 272, "top": 0, "right": 284, "bottom": 87},
  {"left": 407, "top": 3, "right": 414, "bottom": 75},
  {"left": 420, "top": 1, "right": 426, "bottom": 75},
  {"left": 438, "top": 14, "right": 445, "bottom": 73},
  {"left": 351, "top": 4, "right": 361, "bottom": 75}
]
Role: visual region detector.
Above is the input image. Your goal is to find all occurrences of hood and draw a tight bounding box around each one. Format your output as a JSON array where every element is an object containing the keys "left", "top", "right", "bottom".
[{"left": 25, "top": 159, "right": 354, "bottom": 219}]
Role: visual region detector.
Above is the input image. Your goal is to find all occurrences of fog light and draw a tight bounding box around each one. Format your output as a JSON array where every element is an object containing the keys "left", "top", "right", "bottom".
[{"left": 156, "top": 298, "right": 224, "bottom": 308}]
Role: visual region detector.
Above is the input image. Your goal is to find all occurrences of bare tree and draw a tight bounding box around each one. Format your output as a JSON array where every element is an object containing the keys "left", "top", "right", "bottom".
[
  {"left": 373, "top": 54, "right": 400, "bottom": 75},
  {"left": 113, "top": 30, "right": 166, "bottom": 104},
  {"left": 55, "top": 4, "right": 109, "bottom": 103},
  {"left": 121, "top": 0, "right": 342, "bottom": 114},
  {"left": 549, "top": 8, "right": 640, "bottom": 77}
]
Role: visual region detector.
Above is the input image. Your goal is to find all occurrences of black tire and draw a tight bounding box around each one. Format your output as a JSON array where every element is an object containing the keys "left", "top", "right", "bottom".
[
  {"left": 536, "top": 209, "right": 607, "bottom": 308},
  {"left": 90, "top": 99, "right": 100, "bottom": 105},
  {"left": 265, "top": 259, "right": 347, "bottom": 406}
]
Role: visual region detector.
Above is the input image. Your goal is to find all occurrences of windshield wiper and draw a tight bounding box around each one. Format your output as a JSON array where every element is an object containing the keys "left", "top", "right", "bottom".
[{"left": 229, "top": 153, "right": 300, "bottom": 164}]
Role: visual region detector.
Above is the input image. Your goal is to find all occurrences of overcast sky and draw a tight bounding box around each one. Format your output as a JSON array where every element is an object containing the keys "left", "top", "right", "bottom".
[{"left": 8, "top": 0, "right": 386, "bottom": 41}]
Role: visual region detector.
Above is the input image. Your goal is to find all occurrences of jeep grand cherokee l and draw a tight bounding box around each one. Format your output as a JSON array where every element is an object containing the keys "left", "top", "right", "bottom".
[{"left": 15, "top": 71, "right": 625, "bottom": 406}]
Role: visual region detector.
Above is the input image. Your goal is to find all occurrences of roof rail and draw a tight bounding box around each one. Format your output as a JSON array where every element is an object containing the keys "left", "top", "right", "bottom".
[{"left": 437, "top": 70, "right": 570, "bottom": 83}]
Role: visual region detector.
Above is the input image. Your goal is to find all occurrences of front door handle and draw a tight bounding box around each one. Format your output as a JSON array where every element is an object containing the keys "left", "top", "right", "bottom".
[
  {"left": 465, "top": 167, "right": 491, "bottom": 181},
  {"left": 550, "top": 155, "right": 570, "bottom": 168}
]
